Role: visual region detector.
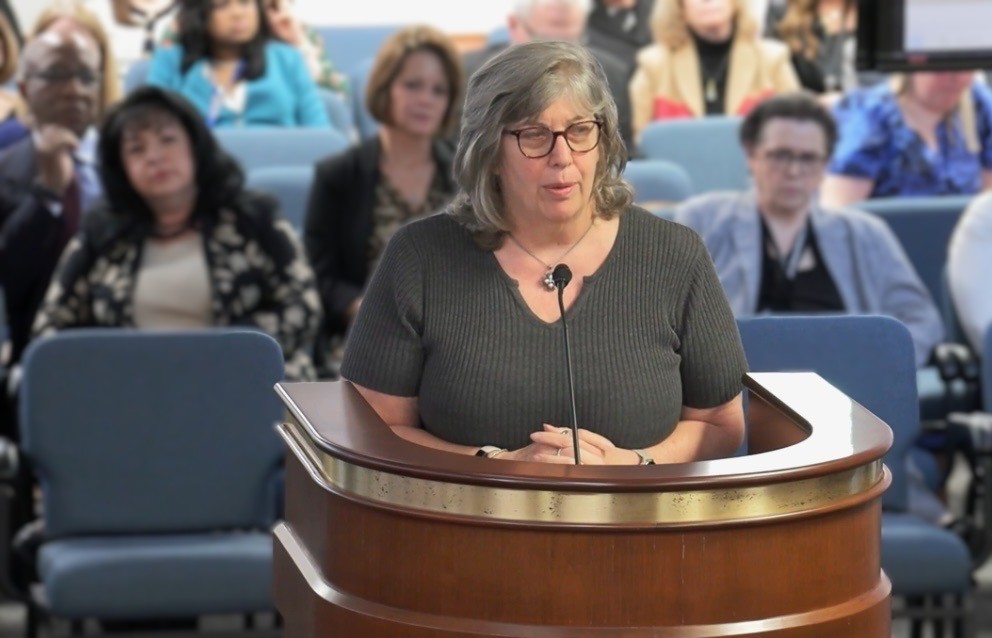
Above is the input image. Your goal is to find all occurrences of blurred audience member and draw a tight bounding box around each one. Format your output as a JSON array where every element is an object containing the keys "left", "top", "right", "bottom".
[
  {"left": 147, "top": 0, "right": 328, "bottom": 128},
  {"left": 0, "top": 13, "right": 107, "bottom": 368},
  {"left": 33, "top": 86, "right": 321, "bottom": 380},
  {"left": 822, "top": 73, "right": 992, "bottom": 207},
  {"left": 585, "top": 0, "right": 655, "bottom": 71},
  {"left": 675, "top": 93, "right": 942, "bottom": 367},
  {"left": 629, "top": 0, "right": 799, "bottom": 136},
  {"left": 159, "top": 0, "right": 348, "bottom": 96},
  {"left": 31, "top": 3, "right": 122, "bottom": 110},
  {"left": 83, "top": 0, "right": 177, "bottom": 82},
  {"left": 949, "top": 192, "right": 992, "bottom": 354},
  {"left": 304, "top": 25, "right": 460, "bottom": 372},
  {"left": 261, "top": 0, "right": 348, "bottom": 96},
  {"left": 766, "top": 0, "right": 857, "bottom": 94},
  {"left": 465, "top": 0, "right": 634, "bottom": 154},
  {"left": 0, "top": 6, "right": 26, "bottom": 151}
]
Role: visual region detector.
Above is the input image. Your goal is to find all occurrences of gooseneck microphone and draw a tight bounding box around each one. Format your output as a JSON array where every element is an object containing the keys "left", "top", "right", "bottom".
[{"left": 552, "top": 264, "right": 581, "bottom": 465}]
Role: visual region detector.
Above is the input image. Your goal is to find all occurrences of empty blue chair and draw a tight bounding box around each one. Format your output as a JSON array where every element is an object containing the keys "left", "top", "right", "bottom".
[
  {"left": 623, "top": 159, "right": 694, "bottom": 210},
  {"left": 487, "top": 26, "right": 510, "bottom": 46},
  {"left": 248, "top": 165, "right": 315, "bottom": 232},
  {"left": 318, "top": 89, "right": 357, "bottom": 140},
  {"left": 738, "top": 315, "right": 973, "bottom": 632},
  {"left": 315, "top": 25, "right": 402, "bottom": 78},
  {"left": 215, "top": 127, "right": 348, "bottom": 172},
  {"left": 350, "top": 57, "right": 378, "bottom": 140},
  {"left": 639, "top": 117, "right": 748, "bottom": 194},
  {"left": 123, "top": 59, "right": 151, "bottom": 94},
  {"left": 17, "top": 330, "right": 286, "bottom": 633},
  {"left": 857, "top": 195, "right": 973, "bottom": 305}
]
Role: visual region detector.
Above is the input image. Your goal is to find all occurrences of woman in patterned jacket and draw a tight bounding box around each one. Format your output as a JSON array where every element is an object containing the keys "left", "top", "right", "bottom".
[{"left": 32, "top": 85, "right": 321, "bottom": 380}]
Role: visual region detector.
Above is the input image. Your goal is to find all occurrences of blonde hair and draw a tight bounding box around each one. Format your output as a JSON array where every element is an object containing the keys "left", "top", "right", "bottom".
[
  {"left": 365, "top": 25, "right": 463, "bottom": 136},
  {"left": 650, "top": 0, "right": 758, "bottom": 50},
  {"left": 452, "top": 41, "right": 633, "bottom": 249},
  {"left": 0, "top": 9, "right": 18, "bottom": 85},
  {"left": 30, "top": 2, "right": 122, "bottom": 112},
  {"left": 891, "top": 74, "right": 980, "bottom": 154}
]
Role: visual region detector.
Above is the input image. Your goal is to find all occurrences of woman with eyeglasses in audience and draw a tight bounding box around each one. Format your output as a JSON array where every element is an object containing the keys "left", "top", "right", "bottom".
[
  {"left": 822, "top": 72, "right": 992, "bottom": 207},
  {"left": 340, "top": 41, "right": 747, "bottom": 466},
  {"left": 146, "top": 0, "right": 328, "bottom": 127},
  {"left": 303, "top": 25, "right": 461, "bottom": 373},
  {"left": 629, "top": 0, "right": 799, "bottom": 137},
  {"left": 32, "top": 86, "right": 321, "bottom": 380}
]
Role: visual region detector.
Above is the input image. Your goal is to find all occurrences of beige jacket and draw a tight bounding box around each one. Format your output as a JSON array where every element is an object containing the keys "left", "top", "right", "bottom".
[{"left": 630, "top": 36, "right": 799, "bottom": 138}]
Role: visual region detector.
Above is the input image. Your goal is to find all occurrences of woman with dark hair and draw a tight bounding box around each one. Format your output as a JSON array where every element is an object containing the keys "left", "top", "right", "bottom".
[
  {"left": 32, "top": 86, "right": 322, "bottom": 380},
  {"left": 146, "top": 0, "right": 328, "bottom": 127},
  {"left": 304, "top": 25, "right": 461, "bottom": 370},
  {"left": 766, "top": 0, "right": 860, "bottom": 94}
]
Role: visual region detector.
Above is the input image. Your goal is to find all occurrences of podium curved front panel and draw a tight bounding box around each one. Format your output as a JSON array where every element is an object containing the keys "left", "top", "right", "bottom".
[{"left": 273, "top": 373, "right": 892, "bottom": 637}]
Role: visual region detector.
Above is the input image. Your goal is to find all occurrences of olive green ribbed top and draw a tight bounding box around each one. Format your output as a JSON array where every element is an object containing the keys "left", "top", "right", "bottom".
[{"left": 341, "top": 207, "right": 748, "bottom": 450}]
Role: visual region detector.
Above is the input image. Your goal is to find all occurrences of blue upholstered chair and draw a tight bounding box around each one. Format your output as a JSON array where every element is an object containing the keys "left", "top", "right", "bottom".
[
  {"left": 857, "top": 195, "right": 973, "bottom": 304},
  {"left": 123, "top": 59, "right": 151, "bottom": 95},
  {"left": 622, "top": 160, "right": 694, "bottom": 211},
  {"left": 315, "top": 25, "right": 402, "bottom": 78},
  {"left": 737, "top": 315, "right": 973, "bottom": 635},
  {"left": 638, "top": 117, "right": 748, "bottom": 194},
  {"left": 350, "top": 57, "right": 379, "bottom": 140},
  {"left": 248, "top": 165, "right": 315, "bottom": 232},
  {"left": 17, "top": 330, "right": 286, "bottom": 635},
  {"left": 856, "top": 197, "right": 976, "bottom": 423},
  {"left": 318, "top": 89, "right": 357, "bottom": 140},
  {"left": 215, "top": 127, "right": 348, "bottom": 172}
]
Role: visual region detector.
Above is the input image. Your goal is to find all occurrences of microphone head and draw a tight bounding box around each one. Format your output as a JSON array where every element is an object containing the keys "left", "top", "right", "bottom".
[{"left": 552, "top": 264, "right": 573, "bottom": 288}]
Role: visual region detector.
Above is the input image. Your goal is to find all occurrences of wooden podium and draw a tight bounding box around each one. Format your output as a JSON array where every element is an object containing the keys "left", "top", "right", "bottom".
[{"left": 273, "top": 373, "right": 892, "bottom": 637}]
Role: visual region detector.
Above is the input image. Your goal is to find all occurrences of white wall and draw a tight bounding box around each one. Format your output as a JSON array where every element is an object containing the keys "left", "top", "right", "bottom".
[
  {"left": 9, "top": 0, "right": 768, "bottom": 36},
  {"left": 9, "top": 0, "right": 515, "bottom": 34}
]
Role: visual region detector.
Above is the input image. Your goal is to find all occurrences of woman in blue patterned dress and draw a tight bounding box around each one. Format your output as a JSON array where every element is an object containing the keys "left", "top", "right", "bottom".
[{"left": 821, "top": 72, "right": 992, "bottom": 207}]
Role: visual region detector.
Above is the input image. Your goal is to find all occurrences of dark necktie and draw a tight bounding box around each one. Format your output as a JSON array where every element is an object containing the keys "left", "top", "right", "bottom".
[{"left": 59, "top": 176, "right": 81, "bottom": 249}]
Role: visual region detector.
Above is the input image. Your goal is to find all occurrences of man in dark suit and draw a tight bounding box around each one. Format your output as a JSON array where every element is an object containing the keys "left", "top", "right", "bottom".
[
  {"left": 0, "top": 17, "right": 104, "bottom": 370},
  {"left": 585, "top": 0, "right": 655, "bottom": 71},
  {"left": 463, "top": 0, "right": 637, "bottom": 156}
]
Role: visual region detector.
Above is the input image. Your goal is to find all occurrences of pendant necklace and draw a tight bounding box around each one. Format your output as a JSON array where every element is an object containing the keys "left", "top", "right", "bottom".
[{"left": 507, "top": 221, "right": 596, "bottom": 291}]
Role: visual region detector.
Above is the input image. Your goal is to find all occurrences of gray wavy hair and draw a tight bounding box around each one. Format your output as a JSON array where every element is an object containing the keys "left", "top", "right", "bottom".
[{"left": 450, "top": 40, "right": 633, "bottom": 248}]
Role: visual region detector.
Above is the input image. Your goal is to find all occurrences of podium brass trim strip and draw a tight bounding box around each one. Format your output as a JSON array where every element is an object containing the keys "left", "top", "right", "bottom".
[
  {"left": 275, "top": 522, "right": 891, "bottom": 635},
  {"left": 281, "top": 421, "right": 886, "bottom": 526}
]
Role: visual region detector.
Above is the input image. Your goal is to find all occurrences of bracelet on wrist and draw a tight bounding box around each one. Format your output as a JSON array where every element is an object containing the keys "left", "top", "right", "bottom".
[
  {"left": 632, "top": 448, "right": 656, "bottom": 465},
  {"left": 476, "top": 445, "right": 508, "bottom": 459}
]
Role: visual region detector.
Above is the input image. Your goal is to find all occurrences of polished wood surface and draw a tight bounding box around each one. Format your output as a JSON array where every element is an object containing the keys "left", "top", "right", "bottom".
[{"left": 274, "top": 373, "right": 893, "bottom": 636}]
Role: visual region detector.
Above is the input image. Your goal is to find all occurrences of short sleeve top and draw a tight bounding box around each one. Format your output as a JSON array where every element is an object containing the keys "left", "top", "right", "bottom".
[
  {"left": 828, "top": 82, "right": 992, "bottom": 198},
  {"left": 340, "top": 207, "right": 748, "bottom": 451}
]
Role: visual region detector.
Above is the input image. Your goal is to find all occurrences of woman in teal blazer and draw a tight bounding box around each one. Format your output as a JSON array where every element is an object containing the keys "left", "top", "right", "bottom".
[{"left": 147, "top": 0, "right": 328, "bottom": 128}]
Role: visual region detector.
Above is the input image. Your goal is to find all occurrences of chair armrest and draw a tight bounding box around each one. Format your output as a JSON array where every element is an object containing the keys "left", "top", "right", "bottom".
[
  {"left": 944, "top": 412, "right": 992, "bottom": 567},
  {"left": 930, "top": 342, "right": 980, "bottom": 384}
]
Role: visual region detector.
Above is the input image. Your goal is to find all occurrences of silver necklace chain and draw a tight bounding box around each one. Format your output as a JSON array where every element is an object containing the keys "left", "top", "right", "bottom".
[{"left": 507, "top": 221, "right": 596, "bottom": 291}]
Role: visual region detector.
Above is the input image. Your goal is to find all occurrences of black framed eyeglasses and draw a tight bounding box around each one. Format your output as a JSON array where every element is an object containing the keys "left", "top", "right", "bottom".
[
  {"left": 502, "top": 120, "right": 602, "bottom": 159},
  {"left": 30, "top": 68, "right": 102, "bottom": 87},
  {"left": 762, "top": 149, "right": 826, "bottom": 174}
]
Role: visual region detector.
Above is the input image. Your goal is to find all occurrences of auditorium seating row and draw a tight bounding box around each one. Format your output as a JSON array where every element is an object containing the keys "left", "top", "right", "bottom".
[{"left": 2, "top": 315, "right": 988, "bottom": 634}]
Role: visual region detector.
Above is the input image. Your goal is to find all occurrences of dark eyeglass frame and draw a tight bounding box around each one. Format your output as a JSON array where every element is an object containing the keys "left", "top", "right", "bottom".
[
  {"left": 761, "top": 148, "right": 827, "bottom": 174},
  {"left": 29, "top": 68, "right": 103, "bottom": 87},
  {"left": 502, "top": 119, "right": 603, "bottom": 159}
]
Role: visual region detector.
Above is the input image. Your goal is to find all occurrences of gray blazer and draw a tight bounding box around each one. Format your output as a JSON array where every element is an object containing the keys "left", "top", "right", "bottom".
[{"left": 674, "top": 192, "right": 944, "bottom": 367}]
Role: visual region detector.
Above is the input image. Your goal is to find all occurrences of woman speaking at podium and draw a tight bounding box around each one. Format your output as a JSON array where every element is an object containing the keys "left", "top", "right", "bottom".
[{"left": 340, "top": 41, "right": 747, "bottom": 466}]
